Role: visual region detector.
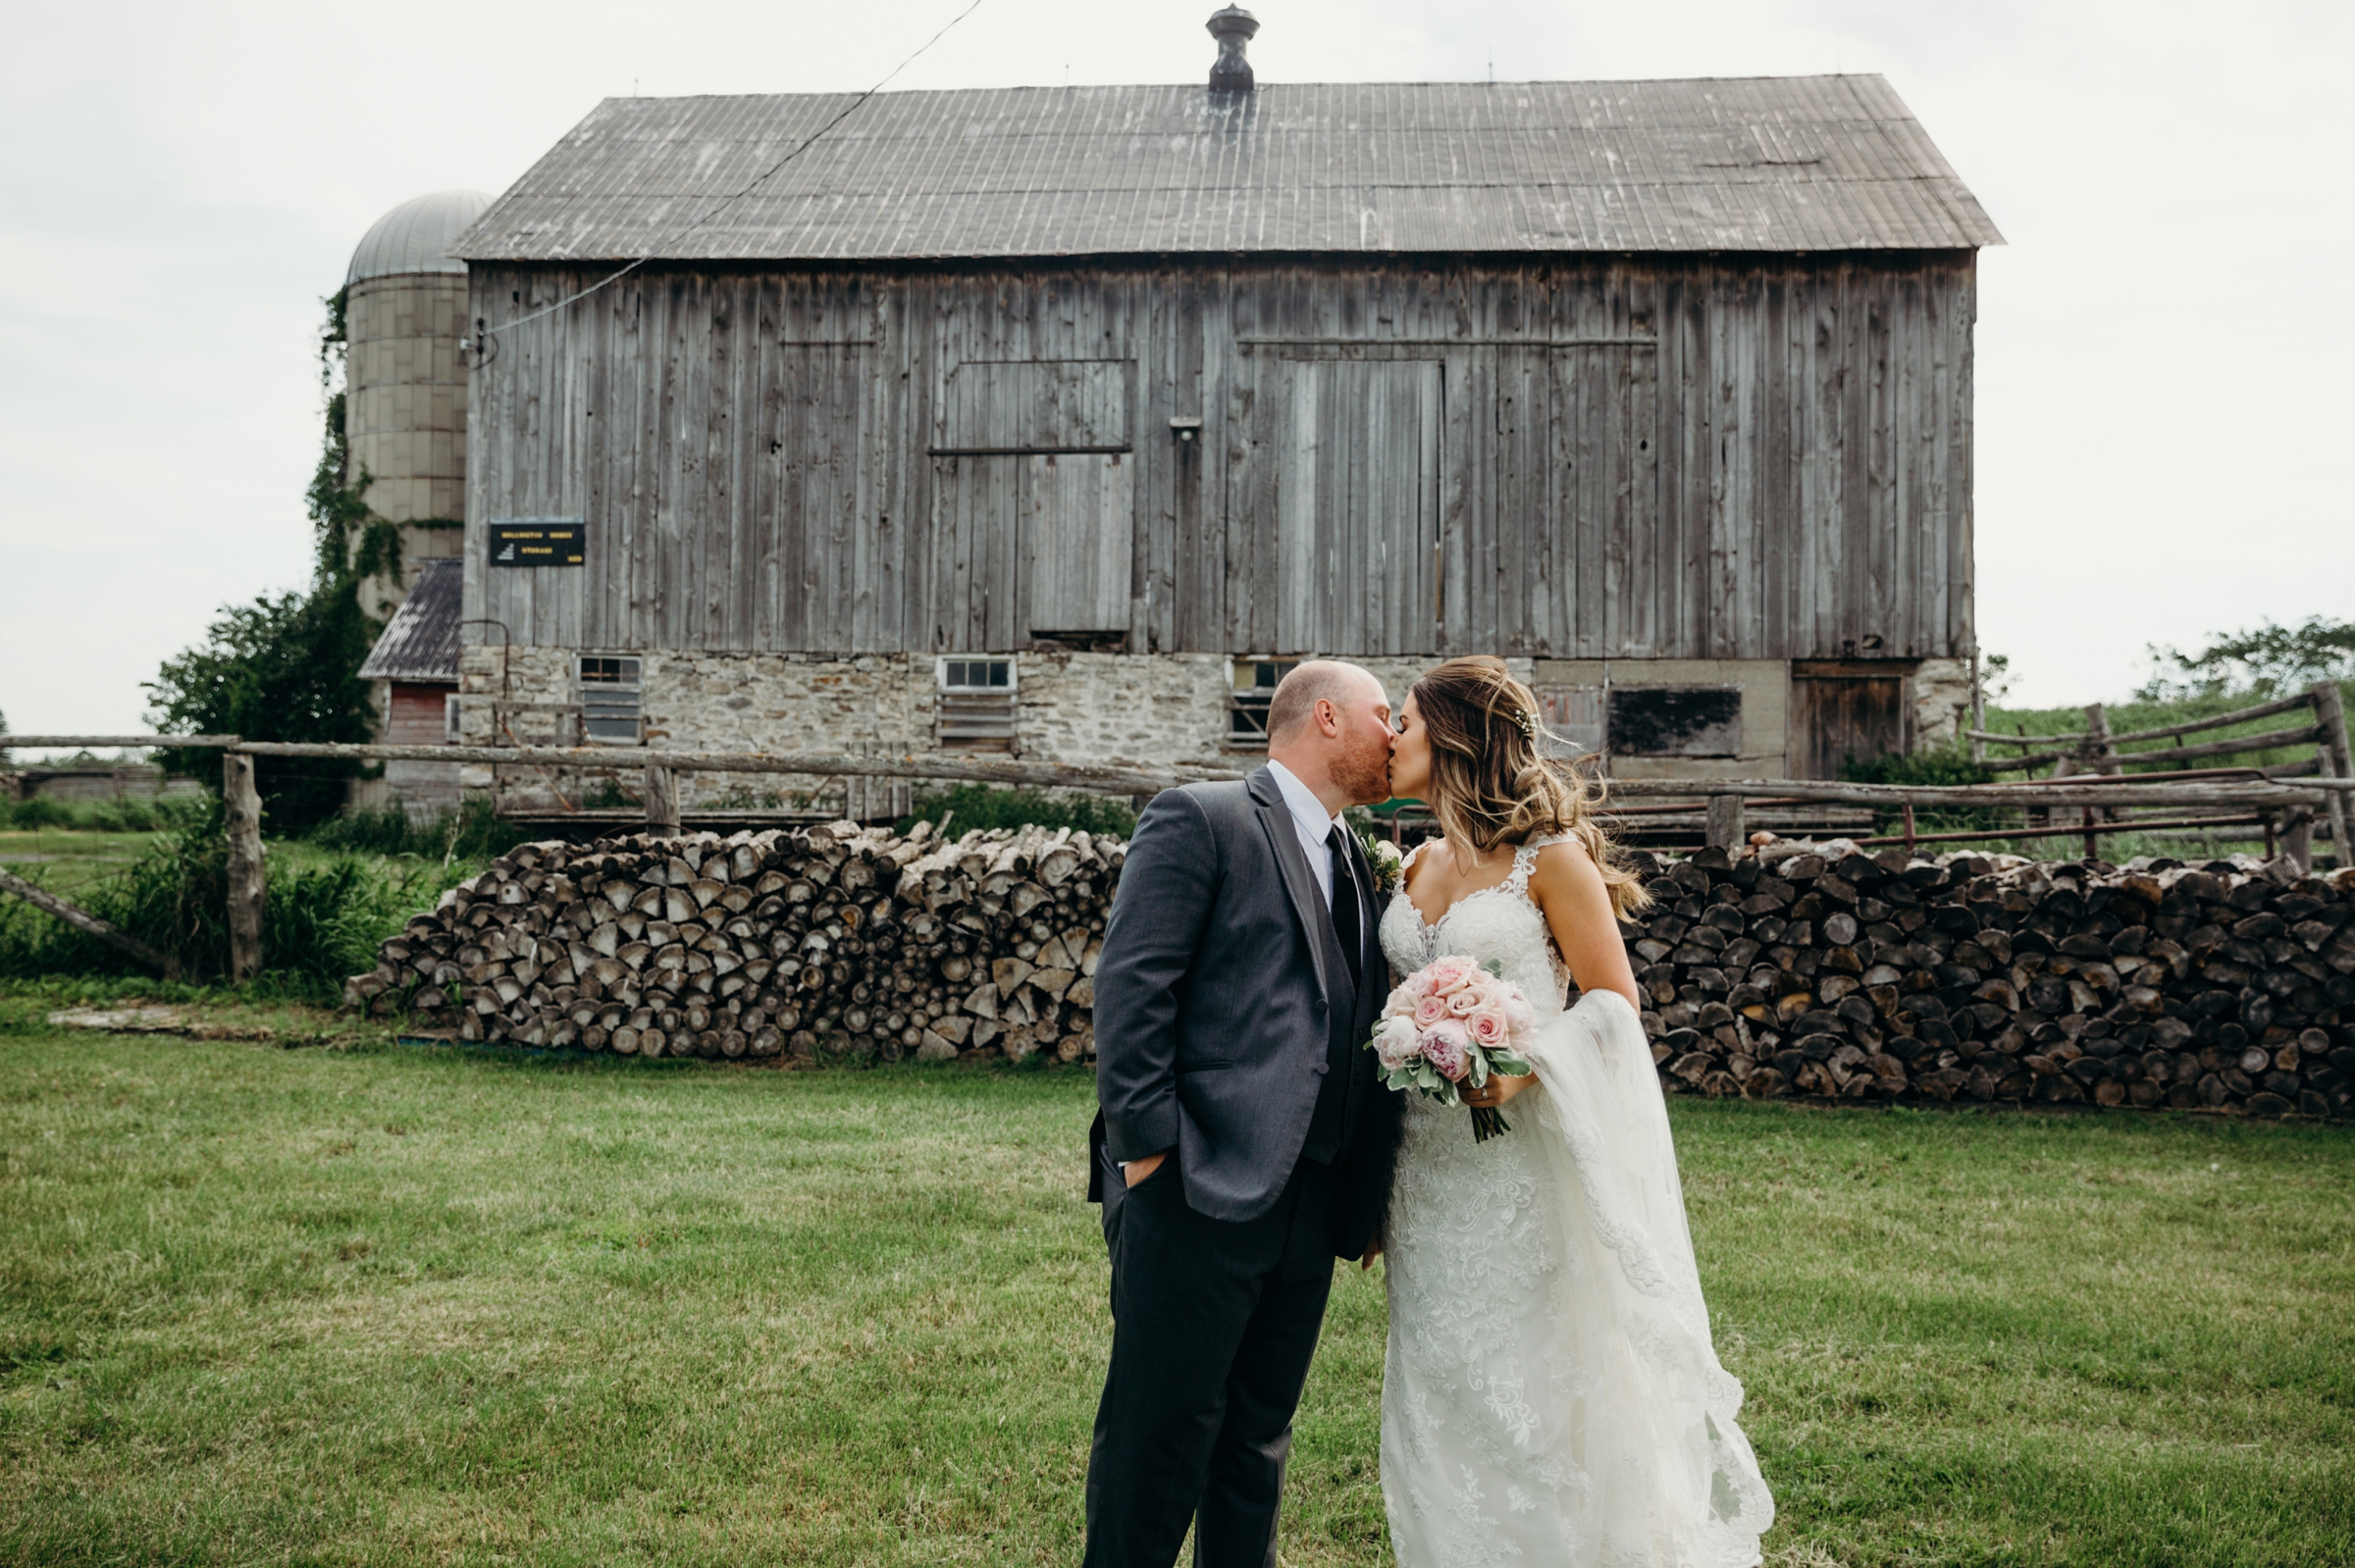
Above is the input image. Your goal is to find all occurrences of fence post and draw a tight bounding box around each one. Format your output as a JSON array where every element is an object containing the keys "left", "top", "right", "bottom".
[
  {"left": 2282, "top": 807, "right": 2314, "bottom": 873},
  {"left": 2311, "top": 680, "right": 2352, "bottom": 871},
  {"left": 222, "top": 750, "right": 265, "bottom": 981},
  {"left": 643, "top": 764, "right": 681, "bottom": 836},
  {"left": 1705, "top": 794, "right": 1745, "bottom": 852},
  {"left": 1968, "top": 651, "right": 1986, "bottom": 766}
]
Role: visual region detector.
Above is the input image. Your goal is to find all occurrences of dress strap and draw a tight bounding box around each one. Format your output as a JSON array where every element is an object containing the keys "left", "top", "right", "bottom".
[{"left": 1507, "top": 833, "right": 1572, "bottom": 893}]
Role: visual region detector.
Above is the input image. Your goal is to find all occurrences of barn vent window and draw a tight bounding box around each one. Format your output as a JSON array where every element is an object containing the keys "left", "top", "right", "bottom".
[
  {"left": 1227, "top": 658, "right": 1299, "bottom": 750},
  {"left": 938, "top": 657, "right": 1017, "bottom": 752},
  {"left": 1605, "top": 687, "right": 1742, "bottom": 758},
  {"left": 444, "top": 694, "right": 462, "bottom": 744},
  {"left": 578, "top": 656, "right": 643, "bottom": 744}
]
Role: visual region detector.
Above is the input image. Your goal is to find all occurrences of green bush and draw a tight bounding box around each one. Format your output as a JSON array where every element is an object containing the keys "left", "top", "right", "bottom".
[
  {"left": 4, "top": 798, "right": 71, "bottom": 830},
  {"left": 895, "top": 783, "right": 1135, "bottom": 839},
  {"left": 0, "top": 795, "right": 190, "bottom": 833},
  {"left": 1842, "top": 749, "right": 1995, "bottom": 789},
  {"left": 1843, "top": 747, "right": 2004, "bottom": 839},
  {"left": 305, "top": 796, "right": 526, "bottom": 862},
  {"left": 0, "top": 802, "right": 449, "bottom": 995}
]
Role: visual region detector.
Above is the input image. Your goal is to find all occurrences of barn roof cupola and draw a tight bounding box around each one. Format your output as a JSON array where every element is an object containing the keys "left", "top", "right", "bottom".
[{"left": 1207, "top": 6, "right": 1259, "bottom": 91}]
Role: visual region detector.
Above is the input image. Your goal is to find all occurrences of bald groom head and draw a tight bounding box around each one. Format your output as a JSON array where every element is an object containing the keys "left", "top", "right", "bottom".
[
  {"left": 1264, "top": 660, "right": 1394, "bottom": 809},
  {"left": 1266, "top": 660, "right": 1377, "bottom": 745}
]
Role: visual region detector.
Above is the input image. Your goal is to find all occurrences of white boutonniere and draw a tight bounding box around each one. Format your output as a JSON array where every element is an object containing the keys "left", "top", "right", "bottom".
[{"left": 1367, "top": 837, "right": 1405, "bottom": 898}]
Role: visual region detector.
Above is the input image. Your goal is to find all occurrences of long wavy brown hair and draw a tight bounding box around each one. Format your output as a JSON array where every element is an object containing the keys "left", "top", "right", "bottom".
[{"left": 1409, "top": 656, "right": 1649, "bottom": 917}]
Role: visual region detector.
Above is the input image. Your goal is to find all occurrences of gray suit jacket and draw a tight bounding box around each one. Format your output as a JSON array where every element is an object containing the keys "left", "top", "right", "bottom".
[{"left": 1092, "top": 766, "right": 1398, "bottom": 1252}]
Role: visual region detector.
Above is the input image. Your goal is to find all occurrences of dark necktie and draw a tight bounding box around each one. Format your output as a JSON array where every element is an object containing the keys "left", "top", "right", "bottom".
[{"left": 1326, "top": 825, "right": 1363, "bottom": 986}]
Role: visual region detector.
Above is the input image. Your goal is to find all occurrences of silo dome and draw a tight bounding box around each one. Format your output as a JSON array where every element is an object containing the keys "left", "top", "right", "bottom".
[{"left": 345, "top": 190, "right": 492, "bottom": 285}]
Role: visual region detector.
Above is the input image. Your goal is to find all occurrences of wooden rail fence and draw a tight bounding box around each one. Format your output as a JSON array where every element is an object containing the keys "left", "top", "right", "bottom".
[
  {"left": 4, "top": 721, "right": 2349, "bottom": 981},
  {"left": 1965, "top": 679, "right": 2352, "bottom": 867}
]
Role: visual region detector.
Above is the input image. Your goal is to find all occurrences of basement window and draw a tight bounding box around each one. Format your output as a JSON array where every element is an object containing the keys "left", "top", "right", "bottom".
[
  {"left": 1227, "top": 658, "right": 1298, "bottom": 750},
  {"left": 938, "top": 657, "right": 1017, "bottom": 752},
  {"left": 579, "top": 656, "right": 643, "bottom": 744},
  {"left": 1606, "top": 686, "right": 1743, "bottom": 758}
]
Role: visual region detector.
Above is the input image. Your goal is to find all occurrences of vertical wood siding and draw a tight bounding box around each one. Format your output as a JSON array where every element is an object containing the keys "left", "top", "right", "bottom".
[{"left": 464, "top": 254, "right": 1975, "bottom": 661}]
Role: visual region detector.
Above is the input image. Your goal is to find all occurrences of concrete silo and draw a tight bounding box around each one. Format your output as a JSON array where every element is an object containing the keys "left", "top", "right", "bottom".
[{"left": 343, "top": 189, "right": 490, "bottom": 617}]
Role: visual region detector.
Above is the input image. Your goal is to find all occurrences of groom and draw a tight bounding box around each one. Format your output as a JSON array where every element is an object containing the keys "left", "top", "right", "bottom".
[{"left": 1084, "top": 660, "right": 1402, "bottom": 1568}]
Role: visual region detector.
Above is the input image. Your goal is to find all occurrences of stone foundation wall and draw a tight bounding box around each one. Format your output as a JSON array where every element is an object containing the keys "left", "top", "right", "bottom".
[
  {"left": 1912, "top": 656, "right": 1974, "bottom": 751},
  {"left": 447, "top": 647, "right": 1973, "bottom": 810}
]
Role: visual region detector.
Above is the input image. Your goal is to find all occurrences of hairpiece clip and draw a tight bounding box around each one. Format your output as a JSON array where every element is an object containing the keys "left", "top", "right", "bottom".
[{"left": 1516, "top": 705, "right": 1543, "bottom": 745}]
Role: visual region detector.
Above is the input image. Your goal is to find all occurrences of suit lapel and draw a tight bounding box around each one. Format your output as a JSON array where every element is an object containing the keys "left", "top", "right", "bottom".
[{"left": 1248, "top": 767, "right": 1339, "bottom": 1010}]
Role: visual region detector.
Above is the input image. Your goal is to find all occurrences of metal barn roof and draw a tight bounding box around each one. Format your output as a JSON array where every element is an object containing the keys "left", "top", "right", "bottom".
[
  {"left": 358, "top": 559, "right": 462, "bottom": 682},
  {"left": 454, "top": 76, "right": 2000, "bottom": 263},
  {"left": 347, "top": 190, "right": 495, "bottom": 284}
]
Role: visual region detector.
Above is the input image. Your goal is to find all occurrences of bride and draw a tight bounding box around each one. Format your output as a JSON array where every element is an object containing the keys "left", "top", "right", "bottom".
[{"left": 1373, "top": 655, "right": 1774, "bottom": 1567}]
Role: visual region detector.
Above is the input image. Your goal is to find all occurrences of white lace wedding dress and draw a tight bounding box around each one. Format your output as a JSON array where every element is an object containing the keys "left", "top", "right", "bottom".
[{"left": 1376, "top": 837, "right": 1774, "bottom": 1567}]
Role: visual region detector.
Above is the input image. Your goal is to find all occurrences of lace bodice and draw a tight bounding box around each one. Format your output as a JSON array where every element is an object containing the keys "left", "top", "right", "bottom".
[{"left": 1377, "top": 835, "right": 1574, "bottom": 1012}]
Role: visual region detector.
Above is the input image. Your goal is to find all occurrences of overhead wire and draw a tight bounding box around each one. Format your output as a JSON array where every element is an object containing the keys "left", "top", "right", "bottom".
[{"left": 466, "top": 0, "right": 989, "bottom": 356}]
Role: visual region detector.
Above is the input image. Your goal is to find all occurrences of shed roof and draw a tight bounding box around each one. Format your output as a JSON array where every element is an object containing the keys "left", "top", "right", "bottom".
[
  {"left": 358, "top": 559, "right": 461, "bottom": 682},
  {"left": 454, "top": 75, "right": 1999, "bottom": 264}
]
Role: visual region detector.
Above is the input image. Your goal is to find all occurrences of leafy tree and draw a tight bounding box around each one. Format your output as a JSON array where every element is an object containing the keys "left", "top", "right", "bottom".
[
  {"left": 144, "top": 585, "right": 379, "bottom": 835},
  {"left": 2139, "top": 615, "right": 2355, "bottom": 701}
]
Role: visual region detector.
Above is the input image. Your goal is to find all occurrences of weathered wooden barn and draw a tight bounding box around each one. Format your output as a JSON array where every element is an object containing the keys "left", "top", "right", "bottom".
[{"left": 448, "top": 36, "right": 2000, "bottom": 806}]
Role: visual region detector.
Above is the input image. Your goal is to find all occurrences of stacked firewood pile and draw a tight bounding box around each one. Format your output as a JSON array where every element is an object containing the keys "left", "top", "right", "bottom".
[
  {"left": 1625, "top": 842, "right": 2355, "bottom": 1118},
  {"left": 349, "top": 816, "right": 2354, "bottom": 1118},
  {"left": 345, "top": 819, "right": 1121, "bottom": 1065}
]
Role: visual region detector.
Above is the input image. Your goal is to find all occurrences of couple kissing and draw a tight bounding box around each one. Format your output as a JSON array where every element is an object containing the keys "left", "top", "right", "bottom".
[{"left": 1084, "top": 655, "right": 1774, "bottom": 1568}]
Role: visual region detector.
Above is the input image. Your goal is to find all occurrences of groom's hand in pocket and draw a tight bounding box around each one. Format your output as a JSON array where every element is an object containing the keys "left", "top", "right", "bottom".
[{"left": 1123, "top": 1150, "right": 1171, "bottom": 1187}]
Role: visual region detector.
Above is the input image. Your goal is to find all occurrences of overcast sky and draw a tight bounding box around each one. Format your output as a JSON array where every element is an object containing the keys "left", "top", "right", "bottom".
[{"left": 3, "top": 0, "right": 2349, "bottom": 745}]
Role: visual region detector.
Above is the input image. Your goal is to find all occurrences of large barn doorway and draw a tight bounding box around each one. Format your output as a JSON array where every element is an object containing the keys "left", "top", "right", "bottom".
[
  {"left": 1269, "top": 355, "right": 1443, "bottom": 654},
  {"left": 1790, "top": 660, "right": 1911, "bottom": 780},
  {"left": 931, "top": 359, "right": 1136, "bottom": 646}
]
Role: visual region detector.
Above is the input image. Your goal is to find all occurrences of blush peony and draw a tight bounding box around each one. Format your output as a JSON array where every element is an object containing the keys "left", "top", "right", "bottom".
[
  {"left": 1373, "top": 1016, "right": 1422, "bottom": 1071},
  {"left": 1422, "top": 1019, "right": 1472, "bottom": 1081}
]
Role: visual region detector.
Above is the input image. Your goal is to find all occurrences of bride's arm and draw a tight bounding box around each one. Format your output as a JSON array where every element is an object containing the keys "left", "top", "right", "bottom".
[
  {"left": 1528, "top": 840, "right": 1641, "bottom": 1010},
  {"left": 1463, "top": 839, "right": 1642, "bottom": 1112}
]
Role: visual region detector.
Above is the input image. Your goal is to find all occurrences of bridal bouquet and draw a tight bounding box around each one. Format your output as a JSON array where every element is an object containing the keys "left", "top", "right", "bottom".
[{"left": 1368, "top": 955, "right": 1538, "bottom": 1141}]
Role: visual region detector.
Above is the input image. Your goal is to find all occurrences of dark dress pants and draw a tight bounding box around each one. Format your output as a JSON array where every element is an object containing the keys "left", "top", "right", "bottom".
[{"left": 1083, "top": 1155, "right": 1339, "bottom": 1568}]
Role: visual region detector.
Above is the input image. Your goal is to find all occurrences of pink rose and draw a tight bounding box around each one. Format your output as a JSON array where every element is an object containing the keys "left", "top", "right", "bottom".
[
  {"left": 1424, "top": 957, "right": 1477, "bottom": 995},
  {"left": 1384, "top": 987, "right": 1418, "bottom": 1020},
  {"left": 1423, "top": 1020, "right": 1472, "bottom": 1081},
  {"left": 1373, "top": 1016, "right": 1421, "bottom": 1071},
  {"left": 1413, "top": 992, "right": 1451, "bottom": 1027},
  {"left": 1446, "top": 987, "right": 1483, "bottom": 1017},
  {"left": 1467, "top": 1008, "right": 1510, "bottom": 1049}
]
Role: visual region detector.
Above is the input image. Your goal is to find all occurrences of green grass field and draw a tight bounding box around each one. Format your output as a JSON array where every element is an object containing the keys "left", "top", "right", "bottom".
[{"left": 1, "top": 1022, "right": 2349, "bottom": 1567}]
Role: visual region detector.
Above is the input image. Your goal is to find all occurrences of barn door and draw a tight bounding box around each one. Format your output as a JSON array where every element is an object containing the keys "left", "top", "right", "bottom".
[
  {"left": 932, "top": 359, "right": 1134, "bottom": 646},
  {"left": 765, "top": 342, "right": 868, "bottom": 652},
  {"left": 1273, "top": 357, "right": 1442, "bottom": 654},
  {"left": 1790, "top": 660, "right": 1911, "bottom": 780},
  {"left": 1023, "top": 453, "right": 1132, "bottom": 636}
]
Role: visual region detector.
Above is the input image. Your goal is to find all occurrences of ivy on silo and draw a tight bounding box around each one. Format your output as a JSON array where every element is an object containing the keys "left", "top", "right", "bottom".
[{"left": 304, "top": 287, "right": 402, "bottom": 591}]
